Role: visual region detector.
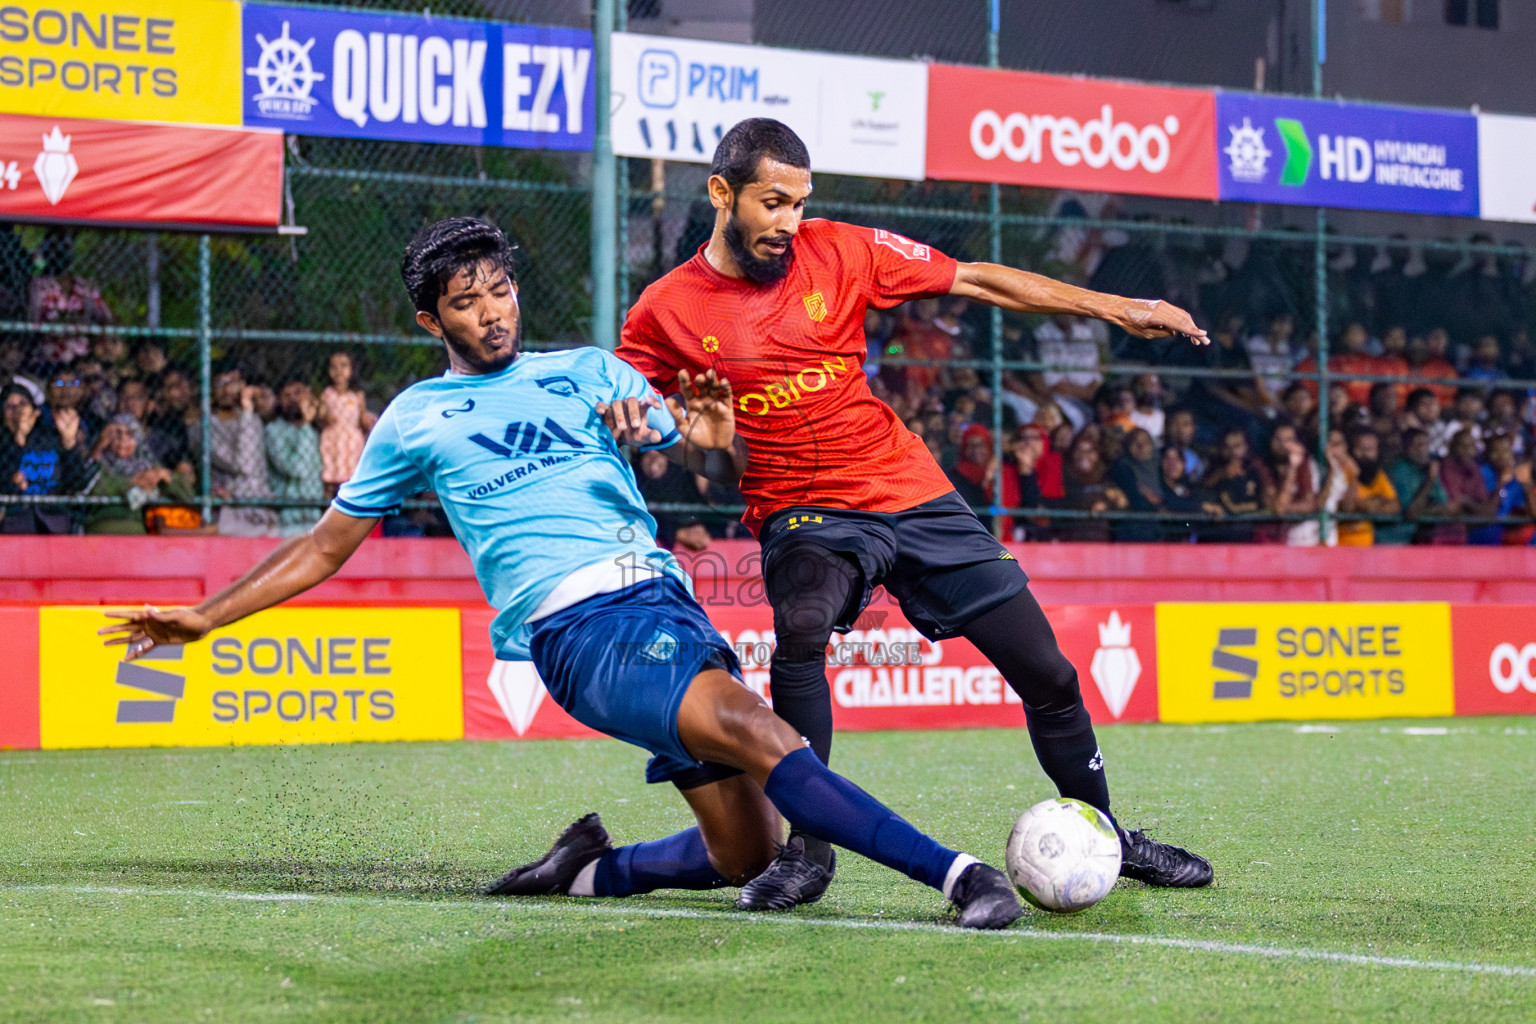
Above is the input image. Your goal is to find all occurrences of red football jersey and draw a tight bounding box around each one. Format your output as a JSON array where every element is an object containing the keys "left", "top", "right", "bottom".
[{"left": 618, "top": 218, "right": 960, "bottom": 536}]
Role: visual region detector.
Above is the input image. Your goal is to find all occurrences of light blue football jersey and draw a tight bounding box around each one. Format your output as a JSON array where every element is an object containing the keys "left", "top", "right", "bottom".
[{"left": 334, "top": 346, "right": 688, "bottom": 659}]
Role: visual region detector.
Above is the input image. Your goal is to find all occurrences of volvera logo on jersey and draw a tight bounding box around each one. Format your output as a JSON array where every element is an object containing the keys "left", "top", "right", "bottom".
[{"left": 465, "top": 417, "right": 584, "bottom": 498}]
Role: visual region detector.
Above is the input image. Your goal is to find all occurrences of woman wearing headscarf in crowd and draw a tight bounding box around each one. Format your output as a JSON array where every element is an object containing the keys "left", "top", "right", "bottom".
[
  {"left": 1060, "top": 427, "right": 1127, "bottom": 542},
  {"left": 1109, "top": 427, "right": 1164, "bottom": 542},
  {"left": 83, "top": 414, "right": 195, "bottom": 534},
  {"left": 1159, "top": 443, "right": 1225, "bottom": 542},
  {"left": 0, "top": 382, "right": 90, "bottom": 534},
  {"left": 946, "top": 423, "right": 994, "bottom": 514},
  {"left": 1267, "top": 422, "right": 1324, "bottom": 546}
]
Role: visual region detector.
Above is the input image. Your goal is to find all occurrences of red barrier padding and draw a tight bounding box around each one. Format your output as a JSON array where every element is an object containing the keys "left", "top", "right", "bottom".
[
  {"left": 0, "top": 607, "right": 40, "bottom": 750},
  {"left": 5, "top": 537, "right": 1534, "bottom": 607},
  {"left": 1451, "top": 605, "right": 1536, "bottom": 716}
]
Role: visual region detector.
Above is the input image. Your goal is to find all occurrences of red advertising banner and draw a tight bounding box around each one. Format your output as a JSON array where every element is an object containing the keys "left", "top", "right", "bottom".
[
  {"left": 458, "top": 598, "right": 1158, "bottom": 742},
  {"left": 1450, "top": 605, "right": 1536, "bottom": 716},
  {"left": 0, "top": 113, "right": 283, "bottom": 229},
  {"left": 925, "top": 64, "right": 1219, "bottom": 201},
  {"left": 0, "top": 607, "right": 40, "bottom": 750}
]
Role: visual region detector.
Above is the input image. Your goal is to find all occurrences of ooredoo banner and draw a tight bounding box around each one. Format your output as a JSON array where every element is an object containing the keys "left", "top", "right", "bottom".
[
  {"left": 924, "top": 64, "right": 1218, "bottom": 200},
  {"left": 1216, "top": 92, "right": 1479, "bottom": 217},
  {"left": 0, "top": 0, "right": 242, "bottom": 126},
  {"left": 611, "top": 32, "right": 928, "bottom": 180},
  {"left": 0, "top": 112, "right": 283, "bottom": 227},
  {"left": 39, "top": 607, "right": 463, "bottom": 749},
  {"left": 1156, "top": 602, "right": 1453, "bottom": 723},
  {"left": 242, "top": 4, "right": 593, "bottom": 150},
  {"left": 1450, "top": 605, "right": 1536, "bottom": 716},
  {"left": 1476, "top": 113, "right": 1536, "bottom": 225}
]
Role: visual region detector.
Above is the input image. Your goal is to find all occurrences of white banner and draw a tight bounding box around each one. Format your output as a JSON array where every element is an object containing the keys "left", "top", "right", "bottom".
[
  {"left": 1478, "top": 113, "right": 1536, "bottom": 224},
  {"left": 610, "top": 32, "right": 928, "bottom": 180}
]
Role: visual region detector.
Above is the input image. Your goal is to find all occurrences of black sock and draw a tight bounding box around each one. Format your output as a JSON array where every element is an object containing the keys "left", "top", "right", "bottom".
[
  {"left": 768, "top": 654, "right": 834, "bottom": 765},
  {"left": 1024, "top": 703, "right": 1112, "bottom": 821}
]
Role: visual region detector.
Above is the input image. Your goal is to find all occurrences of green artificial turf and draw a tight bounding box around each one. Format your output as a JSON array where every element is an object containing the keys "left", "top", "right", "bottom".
[{"left": 2, "top": 719, "right": 1534, "bottom": 1022}]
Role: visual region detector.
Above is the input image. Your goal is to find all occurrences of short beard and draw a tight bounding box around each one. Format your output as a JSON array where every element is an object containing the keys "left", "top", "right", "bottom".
[
  {"left": 442, "top": 317, "right": 521, "bottom": 374},
  {"left": 724, "top": 205, "right": 793, "bottom": 285}
]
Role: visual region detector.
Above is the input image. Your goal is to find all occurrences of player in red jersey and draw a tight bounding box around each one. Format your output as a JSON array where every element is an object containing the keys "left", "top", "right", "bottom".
[{"left": 617, "top": 119, "right": 1214, "bottom": 910}]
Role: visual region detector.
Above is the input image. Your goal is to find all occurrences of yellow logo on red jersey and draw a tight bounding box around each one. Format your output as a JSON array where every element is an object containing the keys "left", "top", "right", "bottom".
[
  {"left": 701, "top": 335, "right": 720, "bottom": 353},
  {"left": 802, "top": 291, "right": 828, "bottom": 323},
  {"left": 736, "top": 356, "right": 850, "bottom": 416}
]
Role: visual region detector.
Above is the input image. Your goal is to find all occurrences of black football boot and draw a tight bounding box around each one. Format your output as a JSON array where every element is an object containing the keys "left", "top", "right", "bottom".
[{"left": 486, "top": 813, "right": 613, "bottom": 896}]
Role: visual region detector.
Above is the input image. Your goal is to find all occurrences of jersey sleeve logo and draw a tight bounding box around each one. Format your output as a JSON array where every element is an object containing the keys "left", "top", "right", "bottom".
[
  {"left": 872, "top": 228, "right": 931, "bottom": 262},
  {"left": 802, "top": 291, "right": 829, "bottom": 323}
]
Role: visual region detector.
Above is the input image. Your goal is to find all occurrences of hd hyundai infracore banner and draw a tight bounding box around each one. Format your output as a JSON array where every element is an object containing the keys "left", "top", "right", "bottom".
[{"left": 1215, "top": 93, "right": 1480, "bottom": 218}]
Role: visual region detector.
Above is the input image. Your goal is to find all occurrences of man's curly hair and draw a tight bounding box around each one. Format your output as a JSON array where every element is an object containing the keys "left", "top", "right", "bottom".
[{"left": 401, "top": 217, "right": 519, "bottom": 316}]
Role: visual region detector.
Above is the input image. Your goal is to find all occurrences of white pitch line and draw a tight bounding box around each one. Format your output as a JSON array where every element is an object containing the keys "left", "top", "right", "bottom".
[{"left": 4, "top": 883, "right": 1534, "bottom": 980}]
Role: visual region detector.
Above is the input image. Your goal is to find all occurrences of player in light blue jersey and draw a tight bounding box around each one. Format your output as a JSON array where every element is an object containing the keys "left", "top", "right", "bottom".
[{"left": 101, "top": 217, "right": 1021, "bottom": 928}]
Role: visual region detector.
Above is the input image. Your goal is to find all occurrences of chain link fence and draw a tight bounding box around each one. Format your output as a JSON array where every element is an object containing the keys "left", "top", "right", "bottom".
[{"left": 2, "top": 0, "right": 1535, "bottom": 546}]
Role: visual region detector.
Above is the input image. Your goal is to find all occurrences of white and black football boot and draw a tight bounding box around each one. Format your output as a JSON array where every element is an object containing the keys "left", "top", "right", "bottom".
[
  {"left": 949, "top": 863, "right": 1024, "bottom": 930},
  {"left": 486, "top": 813, "right": 613, "bottom": 896}
]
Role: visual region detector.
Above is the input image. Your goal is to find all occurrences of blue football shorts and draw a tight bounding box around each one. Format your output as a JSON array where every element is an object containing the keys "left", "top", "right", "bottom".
[{"left": 527, "top": 576, "right": 745, "bottom": 787}]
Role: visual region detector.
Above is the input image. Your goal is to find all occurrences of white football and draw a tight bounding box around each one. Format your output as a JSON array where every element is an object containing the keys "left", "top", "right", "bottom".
[{"left": 1005, "top": 797, "right": 1122, "bottom": 913}]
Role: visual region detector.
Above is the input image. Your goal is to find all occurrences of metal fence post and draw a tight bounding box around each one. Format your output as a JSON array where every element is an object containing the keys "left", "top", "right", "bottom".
[
  {"left": 615, "top": 0, "right": 629, "bottom": 324},
  {"left": 590, "top": 0, "right": 617, "bottom": 350},
  {"left": 198, "top": 233, "right": 212, "bottom": 525},
  {"left": 987, "top": 0, "right": 1005, "bottom": 539},
  {"left": 1312, "top": 0, "right": 1331, "bottom": 542}
]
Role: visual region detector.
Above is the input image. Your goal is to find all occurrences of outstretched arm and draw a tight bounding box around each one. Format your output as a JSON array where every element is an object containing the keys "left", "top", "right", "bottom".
[
  {"left": 99, "top": 509, "right": 378, "bottom": 660},
  {"left": 599, "top": 370, "right": 749, "bottom": 484},
  {"left": 949, "top": 262, "right": 1209, "bottom": 343}
]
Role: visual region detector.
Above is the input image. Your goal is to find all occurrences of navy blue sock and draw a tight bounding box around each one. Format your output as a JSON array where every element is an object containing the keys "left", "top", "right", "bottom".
[
  {"left": 762, "top": 748, "right": 962, "bottom": 893},
  {"left": 590, "top": 826, "right": 727, "bottom": 897}
]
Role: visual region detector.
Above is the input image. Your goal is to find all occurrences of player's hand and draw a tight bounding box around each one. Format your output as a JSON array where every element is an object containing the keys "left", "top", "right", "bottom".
[
  {"left": 98, "top": 605, "right": 215, "bottom": 661},
  {"left": 666, "top": 369, "right": 735, "bottom": 450},
  {"left": 1112, "top": 298, "right": 1209, "bottom": 345},
  {"left": 596, "top": 394, "right": 664, "bottom": 447}
]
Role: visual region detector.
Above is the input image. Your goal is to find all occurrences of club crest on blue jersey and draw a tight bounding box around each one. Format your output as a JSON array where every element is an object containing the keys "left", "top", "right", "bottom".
[
  {"left": 535, "top": 375, "right": 580, "bottom": 397},
  {"left": 636, "top": 629, "right": 680, "bottom": 665}
]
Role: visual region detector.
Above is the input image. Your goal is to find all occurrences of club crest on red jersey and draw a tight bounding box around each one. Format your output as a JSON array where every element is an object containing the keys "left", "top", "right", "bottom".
[
  {"left": 802, "top": 291, "right": 828, "bottom": 323},
  {"left": 872, "top": 228, "right": 931, "bottom": 262},
  {"left": 701, "top": 335, "right": 720, "bottom": 353}
]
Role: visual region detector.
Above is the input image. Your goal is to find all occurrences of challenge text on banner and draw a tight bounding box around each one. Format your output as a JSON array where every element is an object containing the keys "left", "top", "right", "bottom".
[
  {"left": 39, "top": 607, "right": 464, "bottom": 749},
  {"left": 0, "top": 0, "right": 241, "bottom": 126},
  {"left": 1216, "top": 93, "right": 1479, "bottom": 217},
  {"left": 0, "top": 113, "right": 283, "bottom": 227},
  {"left": 242, "top": 4, "right": 593, "bottom": 150},
  {"left": 924, "top": 64, "right": 1218, "bottom": 200},
  {"left": 611, "top": 32, "right": 928, "bottom": 180},
  {"left": 1156, "top": 603, "right": 1453, "bottom": 723}
]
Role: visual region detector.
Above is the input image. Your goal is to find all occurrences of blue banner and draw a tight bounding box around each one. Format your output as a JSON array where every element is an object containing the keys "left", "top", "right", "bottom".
[
  {"left": 242, "top": 5, "right": 593, "bottom": 150},
  {"left": 1216, "top": 93, "right": 1479, "bottom": 217}
]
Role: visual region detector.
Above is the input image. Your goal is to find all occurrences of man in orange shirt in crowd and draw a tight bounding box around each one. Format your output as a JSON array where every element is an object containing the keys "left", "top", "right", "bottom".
[{"left": 1336, "top": 428, "right": 1401, "bottom": 545}]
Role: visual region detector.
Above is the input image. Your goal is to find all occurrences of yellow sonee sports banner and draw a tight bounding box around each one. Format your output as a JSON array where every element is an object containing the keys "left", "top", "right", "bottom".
[
  {"left": 0, "top": 1, "right": 241, "bottom": 125},
  {"left": 1156, "top": 602, "right": 1453, "bottom": 723},
  {"left": 40, "top": 607, "right": 463, "bottom": 749}
]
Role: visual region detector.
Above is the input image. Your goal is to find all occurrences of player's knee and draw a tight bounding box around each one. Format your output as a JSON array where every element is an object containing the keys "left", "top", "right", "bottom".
[{"left": 1011, "top": 653, "right": 1083, "bottom": 716}]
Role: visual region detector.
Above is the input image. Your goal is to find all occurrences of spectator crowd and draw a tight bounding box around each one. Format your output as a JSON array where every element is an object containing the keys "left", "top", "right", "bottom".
[{"left": 5, "top": 222, "right": 1536, "bottom": 547}]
